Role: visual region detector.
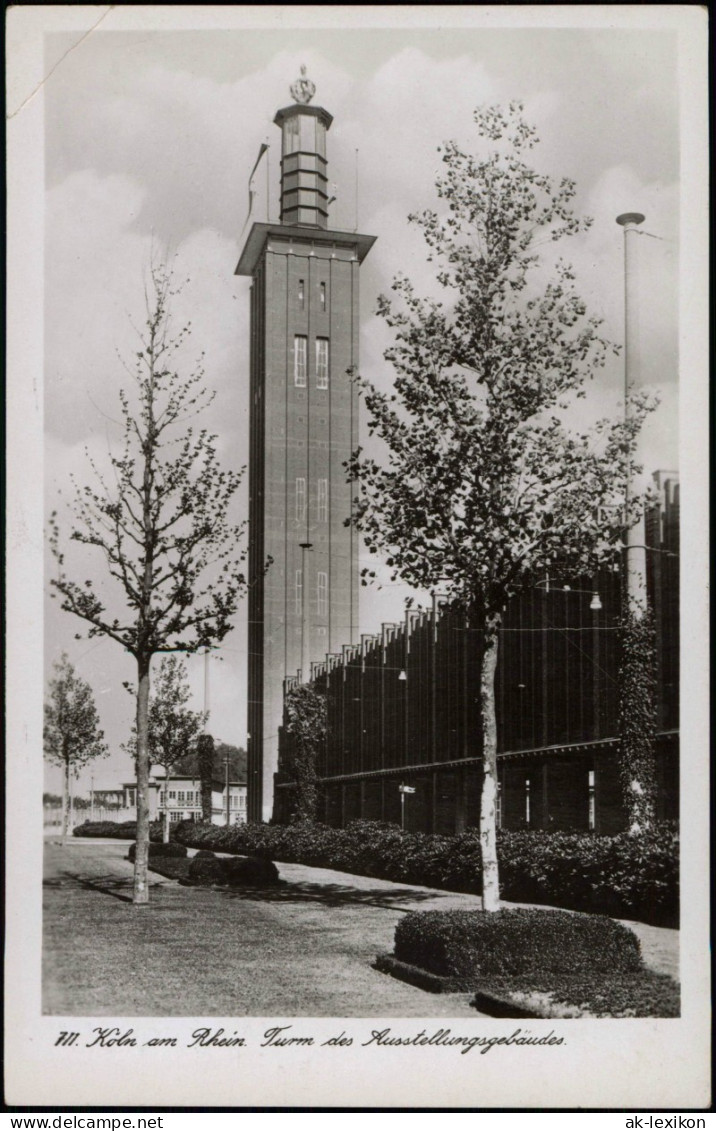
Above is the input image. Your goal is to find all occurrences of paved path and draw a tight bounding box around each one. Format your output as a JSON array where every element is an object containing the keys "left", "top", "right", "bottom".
[{"left": 43, "top": 839, "right": 678, "bottom": 1016}]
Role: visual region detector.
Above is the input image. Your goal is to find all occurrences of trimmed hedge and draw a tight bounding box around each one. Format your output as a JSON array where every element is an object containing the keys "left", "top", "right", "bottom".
[
  {"left": 223, "top": 856, "right": 280, "bottom": 887},
  {"left": 126, "top": 841, "right": 187, "bottom": 863},
  {"left": 73, "top": 820, "right": 163, "bottom": 842},
  {"left": 394, "top": 908, "right": 643, "bottom": 979},
  {"left": 171, "top": 818, "right": 678, "bottom": 926},
  {"left": 387, "top": 908, "right": 679, "bottom": 1017}
]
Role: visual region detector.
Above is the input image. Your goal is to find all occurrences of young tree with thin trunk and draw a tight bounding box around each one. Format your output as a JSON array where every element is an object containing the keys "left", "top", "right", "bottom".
[
  {"left": 347, "top": 103, "right": 656, "bottom": 911},
  {"left": 123, "top": 656, "right": 206, "bottom": 841},
  {"left": 44, "top": 653, "right": 109, "bottom": 841},
  {"left": 49, "top": 263, "right": 249, "bottom": 904}
]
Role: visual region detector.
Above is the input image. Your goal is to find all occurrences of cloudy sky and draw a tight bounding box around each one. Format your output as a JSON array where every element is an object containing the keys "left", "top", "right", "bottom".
[{"left": 36, "top": 9, "right": 685, "bottom": 793}]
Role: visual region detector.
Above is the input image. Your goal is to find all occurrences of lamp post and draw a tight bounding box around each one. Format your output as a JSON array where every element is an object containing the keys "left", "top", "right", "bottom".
[
  {"left": 398, "top": 782, "right": 415, "bottom": 831},
  {"left": 616, "top": 212, "right": 648, "bottom": 618},
  {"left": 203, "top": 648, "right": 211, "bottom": 731},
  {"left": 224, "top": 756, "right": 231, "bottom": 827},
  {"left": 616, "top": 211, "right": 657, "bottom": 834}
]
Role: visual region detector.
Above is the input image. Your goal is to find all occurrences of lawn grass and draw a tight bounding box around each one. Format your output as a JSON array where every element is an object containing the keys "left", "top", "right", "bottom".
[
  {"left": 43, "top": 840, "right": 480, "bottom": 1016},
  {"left": 135, "top": 853, "right": 680, "bottom": 1018}
]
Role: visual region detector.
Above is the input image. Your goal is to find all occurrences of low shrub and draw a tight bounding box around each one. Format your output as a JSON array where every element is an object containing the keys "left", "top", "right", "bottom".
[
  {"left": 187, "top": 854, "right": 227, "bottom": 886},
  {"left": 73, "top": 820, "right": 163, "bottom": 842},
  {"left": 393, "top": 908, "right": 643, "bottom": 979},
  {"left": 126, "top": 841, "right": 187, "bottom": 863},
  {"left": 477, "top": 969, "right": 679, "bottom": 1018},
  {"left": 223, "top": 856, "right": 280, "bottom": 887},
  {"left": 171, "top": 819, "right": 678, "bottom": 925},
  {"left": 497, "top": 824, "right": 679, "bottom": 925},
  {"left": 183, "top": 850, "right": 280, "bottom": 888}
]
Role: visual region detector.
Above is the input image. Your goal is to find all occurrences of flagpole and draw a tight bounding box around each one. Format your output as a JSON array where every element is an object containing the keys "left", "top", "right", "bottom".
[{"left": 266, "top": 139, "right": 270, "bottom": 222}]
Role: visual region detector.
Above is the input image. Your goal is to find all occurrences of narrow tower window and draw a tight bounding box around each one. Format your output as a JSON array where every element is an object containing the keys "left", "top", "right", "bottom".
[
  {"left": 319, "top": 281, "right": 327, "bottom": 311},
  {"left": 316, "top": 337, "right": 329, "bottom": 389},
  {"left": 317, "top": 571, "right": 328, "bottom": 616},
  {"left": 295, "top": 569, "right": 302, "bottom": 616},
  {"left": 317, "top": 478, "right": 328, "bottom": 522},
  {"left": 283, "top": 114, "right": 299, "bottom": 156},
  {"left": 298, "top": 279, "right": 305, "bottom": 308},
  {"left": 294, "top": 335, "right": 307, "bottom": 386},
  {"left": 295, "top": 477, "right": 306, "bottom": 522}
]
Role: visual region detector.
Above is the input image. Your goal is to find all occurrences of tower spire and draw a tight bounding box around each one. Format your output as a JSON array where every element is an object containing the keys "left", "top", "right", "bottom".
[{"left": 274, "top": 71, "right": 332, "bottom": 228}]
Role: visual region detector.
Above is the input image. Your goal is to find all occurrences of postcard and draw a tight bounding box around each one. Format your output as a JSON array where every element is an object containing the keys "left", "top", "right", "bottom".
[{"left": 5, "top": 4, "right": 710, "bottom": 1111}]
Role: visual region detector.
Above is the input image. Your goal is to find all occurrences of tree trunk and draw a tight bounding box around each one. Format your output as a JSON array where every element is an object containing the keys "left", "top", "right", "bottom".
[
  {"left": 133, "top": 653, "right": 151, "bottom": 905},
  {"left": 198, "top": 734, "right": 214, "bottom": 823},
  {"left": 61, "top": 751, "right": 70, "bottom": 844},
  {"left": 478, "top": 619, "right": 501, "bottom": 912},
  {"left": 162, "top": 782, "right": 169, "bottom": 845}
]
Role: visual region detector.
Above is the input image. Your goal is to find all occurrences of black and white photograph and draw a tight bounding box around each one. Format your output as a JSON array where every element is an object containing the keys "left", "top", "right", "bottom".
[{"left": 5, "top": 4, "right": 710, "bottom": 1111}]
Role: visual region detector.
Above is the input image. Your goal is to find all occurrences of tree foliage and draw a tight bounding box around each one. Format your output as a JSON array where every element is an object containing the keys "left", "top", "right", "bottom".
[
  {"left": 347, "top": 103, "right": 656, "bottom": 908},
  {"left": 174, "top": 739, "right": 247, "bottom": 781},
  {"left": 284, "top": 684, "right": 326, "bottom": 823},
  {"left": 49, "top": 262, "right": 249, "bottom": 902},
  {"left": 43, "top": 653, "right": 109, "bottom": 838},
  {"left": 123, "top": 656, "right": 206, "bottom": 772},
  {"left": 49, "top": 265, "right": 247, "bottom": 658}
]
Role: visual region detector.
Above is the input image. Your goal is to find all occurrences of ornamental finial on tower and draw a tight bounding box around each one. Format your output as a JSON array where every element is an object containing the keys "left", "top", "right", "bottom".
[{"left": 290, "top": 65, "right": 315, "bottom": 105}]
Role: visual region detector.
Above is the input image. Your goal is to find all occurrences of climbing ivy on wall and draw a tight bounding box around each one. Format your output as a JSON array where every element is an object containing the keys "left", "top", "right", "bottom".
[
  {"left": 284, "top": 685, "right": 327, "bottom": 824},
  {"left": 618, "top": 608, "right": 658, "bottom": 834}
]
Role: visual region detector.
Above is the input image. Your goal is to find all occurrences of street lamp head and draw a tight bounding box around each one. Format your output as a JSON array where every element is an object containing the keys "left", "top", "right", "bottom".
[
  {"left": 398, "top": 669, "right": 407, "bottom": 681},
  {"left": 616, "top": 212, "right": 645, "bottom": 227},
  {"left": 590, "top": 593, "right": 603, "bottom": 611}
]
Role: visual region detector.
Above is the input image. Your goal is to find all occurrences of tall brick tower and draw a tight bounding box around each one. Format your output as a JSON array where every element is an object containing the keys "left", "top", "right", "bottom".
[{"left": 236, "top": 71, "right": 376, "bottom": 821}]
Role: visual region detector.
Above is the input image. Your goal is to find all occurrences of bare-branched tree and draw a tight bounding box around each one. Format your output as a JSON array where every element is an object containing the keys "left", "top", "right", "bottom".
[{"left": 50, "top": 262, "right": 250, "bottom": 903}]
